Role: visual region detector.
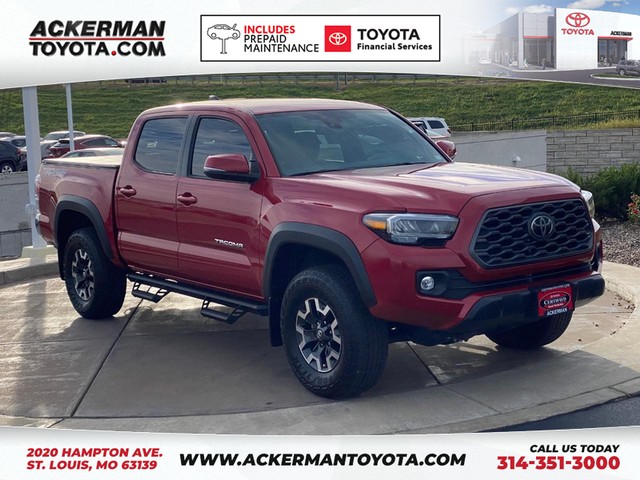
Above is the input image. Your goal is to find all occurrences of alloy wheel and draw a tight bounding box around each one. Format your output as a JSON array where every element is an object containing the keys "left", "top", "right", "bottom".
[
  {"left": 295, "top": 297, "right": 342, "bottom": 373},
  {"left": 71, "top": 248, "right": 95, "bottom": 301}
]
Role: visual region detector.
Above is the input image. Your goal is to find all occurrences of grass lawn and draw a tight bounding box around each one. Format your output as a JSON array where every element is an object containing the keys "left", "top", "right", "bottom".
[{"left": 1, "top": 75, "right": 640, "bottom": 138}]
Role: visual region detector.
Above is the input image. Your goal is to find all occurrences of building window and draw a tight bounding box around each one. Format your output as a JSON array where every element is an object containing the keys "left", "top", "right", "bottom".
[
  {"left": 524, "top": 38, "right": 554, "bottom": 68},
  {"left": 598, "top": 39, "right": 628, "bottom": 66}
]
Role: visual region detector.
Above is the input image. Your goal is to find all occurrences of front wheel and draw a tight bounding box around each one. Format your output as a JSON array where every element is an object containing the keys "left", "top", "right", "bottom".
[
  {"left": 64, "top": 228, "right": 126, "bottom": 319},
  {"left": 281, "top": 265, "right": 388, "bottom": 398},
  {"left": 619, "top": 69, "right": 627, "bottom": 76},
  {"left": 485, "top": 312, "right": 573, "bottom": 349}
]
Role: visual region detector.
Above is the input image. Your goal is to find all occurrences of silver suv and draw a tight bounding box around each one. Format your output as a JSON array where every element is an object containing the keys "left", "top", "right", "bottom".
[{"left": 616, "top": 60, "right": 640, "bottom": 76}]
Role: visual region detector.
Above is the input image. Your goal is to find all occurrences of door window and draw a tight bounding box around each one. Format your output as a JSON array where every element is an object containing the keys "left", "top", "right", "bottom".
[
  {"left": 190, "top": 118, "right": 254, "bottom": 177},
  {"left": 135, "top": 117, "right": 188, "bottom": 174}
]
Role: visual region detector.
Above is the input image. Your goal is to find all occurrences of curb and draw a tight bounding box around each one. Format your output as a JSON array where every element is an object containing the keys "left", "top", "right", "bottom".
[{"left": 0, "top": 255, "right": 58, "bottom": 286}]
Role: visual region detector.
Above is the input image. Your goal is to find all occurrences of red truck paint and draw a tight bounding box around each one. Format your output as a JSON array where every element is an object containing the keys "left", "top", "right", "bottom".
[{"left": 36, "top": 98, "right": 605, "bottom": 398}]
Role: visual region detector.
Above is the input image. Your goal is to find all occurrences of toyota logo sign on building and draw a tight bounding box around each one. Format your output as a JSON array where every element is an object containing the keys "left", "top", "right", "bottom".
[
  {"left": 566, "top": 12, "right": 591, "bottom": 28},
  {"left": 325, "top": 25, "right": 351, "bottom": 52}
]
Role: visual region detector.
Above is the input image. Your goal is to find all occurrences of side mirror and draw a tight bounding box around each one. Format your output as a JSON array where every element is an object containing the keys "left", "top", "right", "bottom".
[
  {"left": 435, "top": 140, "right": 457, "bottom": 160},
  {"left": 203, "top": 154, "right": 258, "bottom": 182}
]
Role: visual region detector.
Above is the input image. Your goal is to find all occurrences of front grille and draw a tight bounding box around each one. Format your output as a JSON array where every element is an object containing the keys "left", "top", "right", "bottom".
[{"left": 471, "top": 199, "right": 593, "bottom": 269}]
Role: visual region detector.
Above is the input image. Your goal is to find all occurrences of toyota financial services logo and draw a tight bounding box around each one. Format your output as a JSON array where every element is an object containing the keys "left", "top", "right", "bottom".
[
  {"left": 565, "top": 12, "right": 590, "bottom": 28},
  {"left": 207, "top": 23, "right": 241, "bottom": 54},
  {"left": 529, "top": 215, "right": 555, "bottom": 240},
  {"left": 325, "top": 25, "right": 351, "bottom": 52}
]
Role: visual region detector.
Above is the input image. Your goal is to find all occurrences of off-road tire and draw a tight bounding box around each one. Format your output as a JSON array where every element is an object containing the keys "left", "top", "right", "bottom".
[
  {"left": 485, "top": 312, "right": 573, "bottom": 349},
  {"left": 64, "top": 228, "right": 126, "bottom": 319},
  {"left": 281, "top": 265, "right": 388, "bottom": 399}
]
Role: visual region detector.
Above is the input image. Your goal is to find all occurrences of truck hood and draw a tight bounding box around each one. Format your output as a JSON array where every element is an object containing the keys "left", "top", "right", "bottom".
[{"left": 304, "top": 162, "right": 578, "bottom": 215}]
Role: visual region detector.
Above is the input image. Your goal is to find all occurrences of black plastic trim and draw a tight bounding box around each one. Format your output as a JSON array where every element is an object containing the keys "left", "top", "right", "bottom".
[
  {"left": 263, "top": 222, "right": 377, "bottom": 307},
  {"left": 399, "top": 273, "right": 605, "bottom": 346},
  {"left": 416, "top": 262, "right": 594, "bottom": 300},
  {"left": 55, "top": 195, "right": 113, "bottom": 259}
]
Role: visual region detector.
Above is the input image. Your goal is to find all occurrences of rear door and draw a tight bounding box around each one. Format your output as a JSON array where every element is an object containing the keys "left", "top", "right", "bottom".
[
  {"left": 176, "top": 114, "right": 264, "bottom": 298},
  {"left": 115, "top": 116, "right": 188, "bottom": 275}
]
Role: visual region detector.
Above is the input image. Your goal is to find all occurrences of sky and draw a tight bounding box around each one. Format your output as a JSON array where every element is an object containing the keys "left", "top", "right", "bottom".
[{"left": 501, "top": 0, "right": 639, "bottom": 17}]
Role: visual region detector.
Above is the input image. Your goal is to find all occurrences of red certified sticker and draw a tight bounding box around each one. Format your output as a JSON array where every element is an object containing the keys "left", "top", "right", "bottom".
[
  {"left": 325, "top": 25, "right": 351, "bottom": 52},
  {"left": 538, "top": 284, "right": 574, "bottom": 317}
]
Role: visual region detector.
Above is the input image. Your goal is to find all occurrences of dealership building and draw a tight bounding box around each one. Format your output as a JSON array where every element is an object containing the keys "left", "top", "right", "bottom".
[{"left": 476, "top": 8, "right": 638, "bottom": 69}]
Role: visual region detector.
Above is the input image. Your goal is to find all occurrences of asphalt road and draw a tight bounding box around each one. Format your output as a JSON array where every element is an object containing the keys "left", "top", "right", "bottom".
[
  {"left": 494, "top": 395, "right": 640, "bottom": 431},
  {"left": 475, "top": 65, "right": 640, "bottom": 89}
]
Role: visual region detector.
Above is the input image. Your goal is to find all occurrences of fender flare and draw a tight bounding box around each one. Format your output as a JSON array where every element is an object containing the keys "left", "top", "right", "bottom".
[
  {"left": 54, "top": 195, "right": 113, "bottom": 260},
  {"left": 263, "top": 222, "right": 376, "bottom": 307}
]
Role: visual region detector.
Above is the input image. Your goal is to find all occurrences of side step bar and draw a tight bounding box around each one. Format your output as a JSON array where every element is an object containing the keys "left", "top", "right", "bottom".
[{"left": 128, "top": 273, "right": 268, "bottom": 322}]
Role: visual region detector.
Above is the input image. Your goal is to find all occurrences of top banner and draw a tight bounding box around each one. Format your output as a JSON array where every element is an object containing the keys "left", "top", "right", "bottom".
[{"left": 0, "top": 0, "right": 489, "bottom": 89}]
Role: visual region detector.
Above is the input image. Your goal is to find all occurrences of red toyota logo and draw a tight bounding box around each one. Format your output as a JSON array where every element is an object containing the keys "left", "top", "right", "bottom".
[
  {"left": 566, "top": 12, "right": 590, "bottom": 28},
  {"left": 325, "top": 26, "right": 351, "bottom": 52},
  {"left": 329, "top": 32, "right": 348, "bottom": 46}
]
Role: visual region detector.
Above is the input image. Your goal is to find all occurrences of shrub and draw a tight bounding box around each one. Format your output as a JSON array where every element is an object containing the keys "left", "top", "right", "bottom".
[
  {"left": 629, "top": 193, "right": 640, "bottom": 223},
  {"left": 560, "top": 163, "right": 640, "bottom": 220}
]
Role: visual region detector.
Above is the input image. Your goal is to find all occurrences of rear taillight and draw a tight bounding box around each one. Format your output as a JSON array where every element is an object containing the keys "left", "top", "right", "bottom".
[{"left": 447, "top": 128, "right": 452, "bottom": 134}]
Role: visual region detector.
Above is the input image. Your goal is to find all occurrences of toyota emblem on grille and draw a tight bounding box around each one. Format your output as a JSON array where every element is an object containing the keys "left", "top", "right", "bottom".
[{"left": 529, "top": 215, "right": 555, "bottom": 239}]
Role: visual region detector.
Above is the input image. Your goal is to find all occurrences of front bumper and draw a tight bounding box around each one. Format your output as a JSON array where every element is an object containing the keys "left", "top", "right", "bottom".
[{"left": 394, "top": 272, "right": 604, "bottom": 346}]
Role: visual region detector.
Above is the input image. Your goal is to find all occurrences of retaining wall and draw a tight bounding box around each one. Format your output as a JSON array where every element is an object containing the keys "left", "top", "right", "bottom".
[{"left": 547, "top": 128, "right": 640, "bottom": 176}]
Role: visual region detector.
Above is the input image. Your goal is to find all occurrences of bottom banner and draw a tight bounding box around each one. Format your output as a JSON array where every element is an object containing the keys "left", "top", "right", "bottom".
[{"left": 1, "top": 426, "right": 638, "bottom": 479}]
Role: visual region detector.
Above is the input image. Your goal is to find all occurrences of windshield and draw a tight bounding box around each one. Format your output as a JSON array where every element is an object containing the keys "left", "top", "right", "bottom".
[{"left": 256, "top": 109, "right": 447, "bottom": 176}]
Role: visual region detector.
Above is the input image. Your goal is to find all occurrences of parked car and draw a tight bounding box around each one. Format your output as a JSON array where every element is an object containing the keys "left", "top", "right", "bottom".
[
  {"left": 37, "top": 98, "right": 604, "bottom": 399},
  {"left": 409, "top": 116, "right": 451, "bottom": 137},
  {"left": 43, "top": 130, "right": 86, "bottom": 142},
  {"left": 61, "top": 147, "right": 124, "bottom": 158},
  {"left": 410, "top": 119, "right": 457, "bottom": 159},
  {"left": 615, "top": 60, "right": 640, "bottom": 76},
  {"left": 1, "top": 135, "right": 27, "bottom": 148},
  {"left": 0, "top": 131, "right": 17, "bottom": 138},
  {"left": 49, "top": 134, "right": 123, "bottom": 158},
  {"left": 0, "top": 139, "right": 26, "bottom": 173},
  {"left": 19, "top": 140, "right": 62, "bottom": 171}
]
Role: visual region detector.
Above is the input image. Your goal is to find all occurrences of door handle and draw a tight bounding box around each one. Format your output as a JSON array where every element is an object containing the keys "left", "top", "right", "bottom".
[
  {"left": 177, "top": 193, "right": 198, "bottom": 206},
  {"left": 119, "top": 186, "right": 137, "bottom": 197}
]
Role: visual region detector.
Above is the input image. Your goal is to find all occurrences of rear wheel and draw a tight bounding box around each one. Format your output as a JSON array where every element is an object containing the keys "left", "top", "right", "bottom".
[
  {"left": 486, "top": 312, "right": 573, "bottom": 349},
  {"left": 619, "top": 69, "right": 627, "bottom": 76},
  {"left": 281, "top": 265, "right": 388, "bottom": 398},
  {"left": 64, "top": 228, "right": 126, "bottom": 319}
]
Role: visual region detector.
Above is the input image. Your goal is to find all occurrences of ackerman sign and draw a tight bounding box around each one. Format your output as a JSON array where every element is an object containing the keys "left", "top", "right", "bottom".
[
  {"left": 29, "top": 20, "right": 166, "bottom": 57},
  {"left": 200, "top": 15, "right": 440, "bottom": 62}
]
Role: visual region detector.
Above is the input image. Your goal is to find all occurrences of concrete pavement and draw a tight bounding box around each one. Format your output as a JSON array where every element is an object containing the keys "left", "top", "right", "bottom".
[{"left": 0, "top": 255, "right": 637, "bottom": 433}]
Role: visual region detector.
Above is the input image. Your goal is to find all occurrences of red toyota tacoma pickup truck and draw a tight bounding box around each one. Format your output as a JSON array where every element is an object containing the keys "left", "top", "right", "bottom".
[{"left": 36, "top": 98, "right": 604, "bottom": 398}]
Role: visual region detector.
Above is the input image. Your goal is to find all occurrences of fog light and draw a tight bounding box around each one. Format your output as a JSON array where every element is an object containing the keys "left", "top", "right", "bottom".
[{"left": 420, "top": 276, "right": 435, "bottom": 291}]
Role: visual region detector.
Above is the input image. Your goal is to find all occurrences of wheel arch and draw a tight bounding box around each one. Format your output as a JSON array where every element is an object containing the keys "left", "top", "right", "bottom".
[
  {"left": 263, "top": 222, "right": 377, "bottom": 346},
  {"left": 54, "top": 196, "right": 113, "bottom": 279}
]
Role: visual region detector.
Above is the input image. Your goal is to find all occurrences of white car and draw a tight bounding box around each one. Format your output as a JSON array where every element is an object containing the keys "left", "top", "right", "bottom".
[{"left": 409, "top": 117, "right": 451, "bottom": 137}]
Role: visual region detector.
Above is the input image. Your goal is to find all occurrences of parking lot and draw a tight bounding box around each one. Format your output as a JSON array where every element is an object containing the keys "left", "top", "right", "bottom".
[{"left": 0, "top": 260, "right": 637, "bottom": 434}]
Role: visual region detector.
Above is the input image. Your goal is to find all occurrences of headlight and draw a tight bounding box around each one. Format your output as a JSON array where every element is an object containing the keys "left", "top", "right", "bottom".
[
  {"left": 581, "top": 190, "right": 595, "bottom": 218},
  {"left": 363, "top": 213, "right": 459, "bottom": 245}
]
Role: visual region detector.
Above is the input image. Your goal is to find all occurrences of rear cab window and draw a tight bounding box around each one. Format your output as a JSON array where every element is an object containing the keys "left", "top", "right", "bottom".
[{"left": 134, "top": 117, "right": 188, "bottom": 174}]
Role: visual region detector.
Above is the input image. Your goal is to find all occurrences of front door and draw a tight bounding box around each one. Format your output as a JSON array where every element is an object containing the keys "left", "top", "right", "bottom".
[{"left": 176, "top": 115, "right": 264, "bottom": 298}]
